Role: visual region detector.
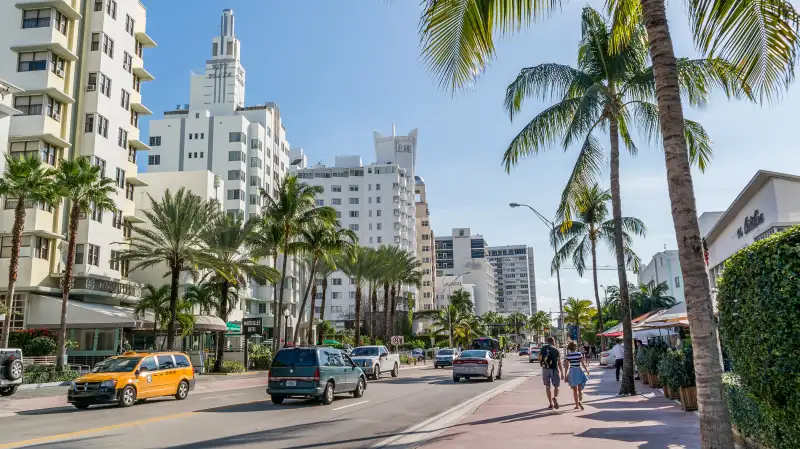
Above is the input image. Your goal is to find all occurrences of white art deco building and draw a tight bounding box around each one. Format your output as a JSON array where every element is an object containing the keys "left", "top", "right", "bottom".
[
  {"left": 291, "top": 128, "right": 419, "bottom": 331},
  {"left": 435, "top": 228, "right": 497, "bottom": 315},
  {"left": 487, "top": 245, "right": 536, "bottom": 315}
]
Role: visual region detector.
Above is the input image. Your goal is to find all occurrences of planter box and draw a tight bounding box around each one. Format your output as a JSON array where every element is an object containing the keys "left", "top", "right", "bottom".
[
  {"left": 649, "top": 373, "right": 661, "bottom": 388},
  {"left": 663, "top": 385, "right": 679, "bottom": 400},
  {"left": 640, "top": 372, "right": 649, "bottom": 385},
  {"left": 679, "top": 386, "right": 698, "bottom": 411}
]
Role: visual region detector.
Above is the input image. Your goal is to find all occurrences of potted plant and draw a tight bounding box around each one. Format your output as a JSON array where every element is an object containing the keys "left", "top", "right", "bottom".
[
  {"left": 657, "top": 349, "right": 683, "bottom": 400},
  {"left": 646, "top": 345, "right": 667, "bottom": 388},
  {"left": 676, "top": 344, "right": 698, "bottom": 411},
  {"left": 636, "top": 346, "right": 650, "bottom": 384}
]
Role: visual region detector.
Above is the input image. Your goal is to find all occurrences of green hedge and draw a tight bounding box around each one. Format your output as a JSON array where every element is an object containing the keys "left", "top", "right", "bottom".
[
  {"left": 657, "top": 345, "right": 695, "bottom": 390},
  {"left": 23, "top": 365, "right": 79, "bottom": 384},
  {"left": 718, "top": 225, "right": 800, "bottom": 448}
]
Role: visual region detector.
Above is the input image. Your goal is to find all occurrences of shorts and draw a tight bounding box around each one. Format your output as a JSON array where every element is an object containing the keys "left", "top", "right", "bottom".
[{"left": 542, "top": 368, "right": 560, "bottom": 388}]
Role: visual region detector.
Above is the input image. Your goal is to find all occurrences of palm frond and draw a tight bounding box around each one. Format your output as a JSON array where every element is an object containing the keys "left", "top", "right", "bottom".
[
  {"left": 504, "top": 63, "right": 594, "bottom": 120},
  {"left": 684, "top": 118, "right": 714, "bottom": 172}
]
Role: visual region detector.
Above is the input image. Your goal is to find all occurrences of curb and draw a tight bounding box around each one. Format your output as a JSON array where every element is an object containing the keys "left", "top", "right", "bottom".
[
  {"left": 371, "top": 371, "right": 535, "bottom": 449},
  {"left": 18, "top": 381, "right": 70, "bottom": 391}
]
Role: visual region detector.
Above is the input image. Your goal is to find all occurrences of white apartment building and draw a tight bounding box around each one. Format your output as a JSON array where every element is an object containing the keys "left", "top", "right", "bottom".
[
  {"left": 0, "top": 80, "right": 23, "bottom": 174},
  {"left": 435, "top": 274, "right": 476, "bottom": 311},
  {"left": 291, "top": 128, "right": 419, "bottom": 331},
  {"left": 435, "top": 228, "right": 497, "bottom": 315},
  {"left": 0, "top": 0, "right": 156, "bottom": 359},
  {"left": 487, "top": 245, "right": 536, "bottom": 315},
  {"left": 415, "top": 176, "right": 435, "bottom": 311},
  {"left": 143, "top": 9, "right": 303, "bottom": 340},
  {"left": 637, "top": 250, "right": 685, "bottom": 304}
]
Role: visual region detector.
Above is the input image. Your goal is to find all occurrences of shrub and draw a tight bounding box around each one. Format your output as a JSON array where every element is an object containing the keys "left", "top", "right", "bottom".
[
  {"left": 218, "top": 360, "right": 246, "bottom": 373},
  {"left": 718, "top": 225, "right": 800, "bottom": 448},
  {"left": 723, "top": 373, "right": 769, "bottom": 444},
  {"left": 399, "top": 354, "right": 410, "bottom": 364},
  {"left": 24, "top": 336, "right": 57, "bottom": 357},
  {"left": 657, "top": 349, "right": 692, "bottom": 390},
  {"left": 9, "top": 329, "right": 53, "bottom": 349},
  {"left": 23, "top": 365, "right": 79, "bottom": 384},
  {"left": 248, "top": 344, "right": 272, "bottom": 370},
  {"left": 645, "top": 345, "right": 667, "bottom": 375},
  {"left": 635, "top": 346, "right": 650, "bottom": 372}
]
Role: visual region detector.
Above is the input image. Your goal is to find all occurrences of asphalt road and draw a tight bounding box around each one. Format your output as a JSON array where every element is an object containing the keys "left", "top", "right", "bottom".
[{"left": 0, "top": 357, "right": 536, "bottom": 449}]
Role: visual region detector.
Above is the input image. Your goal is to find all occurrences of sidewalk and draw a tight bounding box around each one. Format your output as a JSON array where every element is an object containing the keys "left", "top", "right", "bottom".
[{"left": 420, "top": 364, "right": 701, "bottom": 449}]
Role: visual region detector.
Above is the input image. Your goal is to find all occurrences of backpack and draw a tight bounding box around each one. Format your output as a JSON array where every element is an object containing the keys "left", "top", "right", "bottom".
[{"left": 539, "top": 345, "right": 553, "bottom": 369}]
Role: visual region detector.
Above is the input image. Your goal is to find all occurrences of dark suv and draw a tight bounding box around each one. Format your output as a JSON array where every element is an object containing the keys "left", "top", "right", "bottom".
[
  {"left": 0, "top": 348, "right": 24, "bottom": 397},
  {"left": 267, "top": 346, "right": 367, "bottom": 405}
]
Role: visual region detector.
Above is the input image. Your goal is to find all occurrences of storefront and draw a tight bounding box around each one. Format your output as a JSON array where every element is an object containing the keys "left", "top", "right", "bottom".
[{"left": 704, "top": 170, "right": 800, "bottom": 292}]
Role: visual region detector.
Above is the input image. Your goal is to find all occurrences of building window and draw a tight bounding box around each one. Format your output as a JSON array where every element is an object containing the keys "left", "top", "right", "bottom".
[
  {"left": 316, "top": 199, "right": 325, "bottom": 207},
  {"left": 96, "top": 0, "right": 117, "bottom": 19},
  {"left": 109, "top": 250, "right": 120, "bottom": 271},
  {"left": 349, "top": 185, "right": 359, "bottom": 192},
  {"left": 92, "top": 156, "right": 107, "bottom": 177},
  {"left": 331, "top": 278, "right": 342, "bottom": 286},
  {"left": 376, "top": 197, "right": 381, "bottom": 204},
  {"left": 125, "top": 182, "right": 135, "bottom": 201},
  {"left": 95, "top": 114, "right": 108, "bottom": 137},
  {"left": 45, "top": 97, "right": 62, "bottom": 121},
  {"left": 115, "top": 168, "right": 126, "bottom": 188},
  {"left": 258, "top": 303, "right": 267, "bottom": 314},
  {"left": 22, "top": 9, "right": 51, "bottom": 29},
  {"left": 92, "top": 33, "right": 114, "bottom": 57},
  {"left": 14, "top": 96, "right": 43, "bottom": 116},
  {"left": 228, "top": 151, "right": 245, "bottom": 162},
  {"left": 349, "top": 224, "right": 359, "bottom": 231},
  {"left": 99, "top": 73, "right": 112, "bottom": 97},
  {"left": 17, "top": 51, "right": 48, "bottom": 72},
  {"left": 227, "top": 189, "right": 244, "bottom": 201},
  {"left": 376, "top": 210, "right": 382, "bottom": 217},
  {"left": 118, "top": 128, "right": 128, "bottom": 149},
  {"left": 87, "top": 244, "right": 100, "bottom": 267},
  {"left": 349, "top": 211, "right": 358, "bottom": 218},
  {"left": 250, "top": 157, "right": 262, "bottom": 168},
  {"left": 32, "top": 237, "right": 49, "bottom": 260},
  {"left": 122, "top": 52, "right": 132, "bottom": 73},
  {"left": 249, "top": 194, "right": 261, "bottom": 206},
  {"left": 250, "top": 176, "right": 261, "bottom": 187},
  {"left": 147, "top": 154, "right": 160, "bottom": 165},
  {"left": 229, "top": 132, "right": 246, "bottom": 143},
  {"left": 422, "top": 220, "right": 429, "bottom": 227},
  {"left": 227, "top": 170, "right": 245, "bottom": 181},
  {"left": 112, "top": 209, "right": 123, "bottom": 229},
  {"left": 73, "top": 244, "right": 84, "bottom": 264},
  {"left": 335, "top": 211, "right": 341, "bottom": 219},
  {"left": 125, "top": 14, "right": 135, "bottom": 35},
  {"left": 674, "top": 276, "right": 680, "bottom": 288},
  {"left": 349, "top": 198, "right": 359, "bottom": 205},
  {"left": 40, "top": 145, "right": 58, "bottom": 166},
  {"left": 332, "top": 186, "right": 342, "bottom": 193},
  {"left": 149, "top": 136, "right": 161, "bottom": 146},
  {"left": 422, "top": 234, "right": 430, "bottom": 240},
  {"left": 377, "top": 237, "right": 382, "bottom": 243},
  {"left": 332, "top": 198, "right": 341, "bottom": 205},
  {"left": 120, "top": 89, "right": 131, "bottom": 110},
  {"left": 131, "top": 110, "right": 139, "bottom": 128},
  {"left": 133, "top": 75, "right": 141, "bottom": 92},
  {"left": 332, "top": 292, "right": 342, "bottom": 299}
]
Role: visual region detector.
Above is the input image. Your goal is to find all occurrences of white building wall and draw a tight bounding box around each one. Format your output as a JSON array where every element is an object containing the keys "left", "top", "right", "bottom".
[
  {"left": 637, "top": 250, "right": 685, "bottom": 304},
  {"left": 487, "top": 245, "right": 536, "bottom": 315},
  {"left": 435, "top": 228, "right": 497, "bottom": 315}
]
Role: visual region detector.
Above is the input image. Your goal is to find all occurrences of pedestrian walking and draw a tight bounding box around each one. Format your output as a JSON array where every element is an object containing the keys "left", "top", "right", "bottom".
[
  {"left": 612, "top": 337, "right": 625, "bottom": 381},
  {"left": 590, "top": 345, "right": 597, "bottom": 361},
  {"left": 538, "top": 336, "right": 564, "bottom": 410},
  {"left": 564, "top": 341, "right": 590, "bottom": 410}
]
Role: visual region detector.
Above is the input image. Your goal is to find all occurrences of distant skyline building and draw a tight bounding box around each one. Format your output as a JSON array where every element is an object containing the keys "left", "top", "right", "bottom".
[
  {"left": 435, "top": 228, "right": 497, "bottom": 314},
  {"left": 637, "top": 250, "right": 685, "bottom": 305},
  {"left": 415, "top": 176, "right": 435, "bottom": 311},
  {"left": 487, "top": 245, "right": 536, "bottom": 315}
]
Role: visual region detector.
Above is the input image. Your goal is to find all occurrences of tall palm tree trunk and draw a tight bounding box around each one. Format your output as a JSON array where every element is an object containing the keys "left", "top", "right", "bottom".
[
  {"left": 390, "top": 283, "right": 398, "bottom": 339},
  {"left": 317, "top": 279, "right": 328, "bottom": 344},
  {"left": 307, "top": 283, "right": 318, "bottom": 344},
  {"left": 294, "top": 259, "right": 317, "bottom": 343},
  {"left": 640, "top": 0, "right": 733, "bottom": 445},
  {"left": 1, "top": 202, "right": 26, "bottom": 348},
  {"left": 152, "top": 312, "right": 159, "bottom": 349},
  {"left": 589, "top": 239, "right": 605, "bottom": 351},
  {"left": 276, "top": 239, "right": 290, "bottom": 348},
  {"left": 608, "top": 113, "right": 636, "bottom": 395},
  {"left": 382, "top": 283, "right": 390, "bottom": 344},
  {"left": 354, "top": 287, "right": 362, "bottom": 346},
  {"left": 56, "top": 207, "right": 80, "bottom": 371},
  {"left": 166, "top": 264, "right": 181, "bottom": 351},
  {"left": 214, "top": 281, "right": 230, "bottom": 372},
  {"left": 370, "top": 286, "right": 378, "bottom": 343}
]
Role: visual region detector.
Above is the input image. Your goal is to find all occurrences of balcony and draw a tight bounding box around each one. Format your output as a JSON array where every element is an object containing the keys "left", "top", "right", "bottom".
[
  {"left": 130, "top": 101, "right": 152, "bottom": 116},
  {"left": 125, "top": 173, "right": 149, "bottom": 187},
  {"left": 15, "top": 1, "right": 82, "bottom": 20},
  {"left": 132, "top": 66, "right": 155, "bottom": 82},
  {"left": 135, "top": 31, "right": 157, "bottom": 48},
  {"left": 11, "top": 42, "right": 77, "bottom": 64}
]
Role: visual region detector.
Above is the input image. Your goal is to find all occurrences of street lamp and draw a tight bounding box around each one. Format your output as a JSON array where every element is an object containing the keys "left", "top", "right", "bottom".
[
  {"left": 510, "top": 202, "right": 567, "bottom": 347},
  {"left": 444, "top": 272, "right": 470, "bottom": 348},
  {"left": 283, "top": 307, "right": 291, "bottom": 347}
]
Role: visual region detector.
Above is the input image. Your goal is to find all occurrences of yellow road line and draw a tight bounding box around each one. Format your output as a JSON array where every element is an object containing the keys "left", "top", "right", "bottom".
[{"left": 0, "top": 411, "right": 197, "bottom": 449}]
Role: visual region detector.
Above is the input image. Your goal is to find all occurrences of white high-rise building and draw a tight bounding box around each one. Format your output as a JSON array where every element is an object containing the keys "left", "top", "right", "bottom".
[
  {"left": 415, "top": 176, "right": 435, "bottom": 311},
  {"left": 291, "top": 128, "right": 418, "bottom": 331},
  {"left": 143, "top": 9, "right": 303, "bottom": 340},
  {"left": 0, "top": 1, "right": 156, "bottom": 353},
  {"left": 487, "top": 245, "right": 536, "bottom": 315},
  {"left": 435, "top": 228, "right": 497, "bottom": 315}
]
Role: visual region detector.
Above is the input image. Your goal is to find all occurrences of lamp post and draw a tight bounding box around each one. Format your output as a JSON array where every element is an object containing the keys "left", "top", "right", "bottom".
[
  {"left": 510, "top": 202, "right": 566, "bottom": 348},
  {"left": 444, "top": 272, "right": 470, "bottom": 348},
  {"left": 282, "top": 307, "right": 291, "bottom": 348}
]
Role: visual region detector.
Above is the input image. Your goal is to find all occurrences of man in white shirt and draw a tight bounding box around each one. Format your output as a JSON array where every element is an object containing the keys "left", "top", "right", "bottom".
[{"left": 611, "top": 338, "right": 625, "bottom": 381}]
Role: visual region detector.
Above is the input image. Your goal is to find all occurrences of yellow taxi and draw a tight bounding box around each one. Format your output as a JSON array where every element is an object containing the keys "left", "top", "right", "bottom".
[{"left": 67, "top": 351, "right": 196, "bottom": 409}]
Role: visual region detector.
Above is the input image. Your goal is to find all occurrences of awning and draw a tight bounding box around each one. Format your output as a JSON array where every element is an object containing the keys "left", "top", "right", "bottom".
[
  {"left": 193, "top": 315, "right": 227, "bottom": 332},
  {"left": 25, "top": 295, "right": 147, "bottom": 329}
]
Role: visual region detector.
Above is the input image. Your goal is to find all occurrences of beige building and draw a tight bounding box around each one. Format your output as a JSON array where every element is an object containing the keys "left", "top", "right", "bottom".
[
  {"left": 0, "top": 0, "right": 157, "bottom": 361},
  {"left": 415, "top": 176, "right": 435, "bottom": 311}
]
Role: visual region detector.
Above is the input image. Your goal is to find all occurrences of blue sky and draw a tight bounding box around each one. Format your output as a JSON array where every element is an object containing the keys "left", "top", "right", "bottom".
[{"left": 138, "top": 0, "right": 800, "bottom": 317}]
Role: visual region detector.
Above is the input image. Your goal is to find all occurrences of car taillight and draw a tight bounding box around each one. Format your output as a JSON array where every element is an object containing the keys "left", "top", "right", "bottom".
[
  {"left": 313, "top": 368, "right": 320, "bottom": 382},
  {"left": 602, "top": 352, "right": 609, "bottom": 357},
  {"left": 476, "top": 360, "right": 488, "bottom": 365},
  {"left": 453, "top": 360, "right": 462, "bottom": 365},
  {"left": 267, "top": 370, "right": 271, "bottom": 383}
]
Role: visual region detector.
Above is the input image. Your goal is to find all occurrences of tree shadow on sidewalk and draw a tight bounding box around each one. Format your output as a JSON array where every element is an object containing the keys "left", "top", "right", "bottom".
[
  {"left": 453, "top": 407, "right": 556, "bottom": 426},
  {"left": 575, "top": 424, "right": 701, "bottom": 449}
]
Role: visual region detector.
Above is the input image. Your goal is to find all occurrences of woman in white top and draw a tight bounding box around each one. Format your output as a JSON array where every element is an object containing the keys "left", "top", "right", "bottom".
[{"left": 563, "top": 341, "right": 590, "bottom": 410}]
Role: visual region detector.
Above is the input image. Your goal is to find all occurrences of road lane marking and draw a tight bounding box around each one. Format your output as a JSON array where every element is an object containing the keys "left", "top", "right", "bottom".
[
  {"left": 0, "top": 411, "right": 197, "bottom": 449},
  {"left": 199, "top": 393, "right": 245, "bottom": 400},
  {"left": 331, "top": 400, "right": 369, "bottom": 411}
]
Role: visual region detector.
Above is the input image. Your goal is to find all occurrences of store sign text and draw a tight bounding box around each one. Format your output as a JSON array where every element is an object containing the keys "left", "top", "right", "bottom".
[{"left": 737, "top": 209, "right": 764, "bottom": 238}]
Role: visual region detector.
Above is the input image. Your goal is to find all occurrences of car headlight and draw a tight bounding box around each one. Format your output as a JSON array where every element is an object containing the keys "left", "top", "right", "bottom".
[
  {"left": 99, "top": 380, "right": 117, "bottom": 389},
  {"left": 70, "top": 381, "right": 76, "bottom": 390}
]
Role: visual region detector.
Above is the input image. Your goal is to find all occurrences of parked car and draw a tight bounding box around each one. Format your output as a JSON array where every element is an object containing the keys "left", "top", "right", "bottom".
[
  {"left": 349, "top": 346, "right": 400, "bottom": 380},
  {"left": 528, "top": 346, "right": 540, "bottom": 363},
  {"left": 434, "top": 348, "right": 459, "bottom": 368},
  {"left": 600, "top": 350, "right": 616, "bottom": 366},
  {"left": 0, "top": 348, "right": 24, "bottom": 397},
  {"left": 452, "top": 349, "right": 501, "bottom": 382},
  {"left": 68, "top": 351, "right": 195, "bottom": 409},
  {"left": 267, "top": 346, "right": 366, "bottom": 405},
  {"left": 410, "top": 348, "right": 425, "bottom": 361},
  {"left": 518, "top": 347, "right": 530, "bottom": 356}
]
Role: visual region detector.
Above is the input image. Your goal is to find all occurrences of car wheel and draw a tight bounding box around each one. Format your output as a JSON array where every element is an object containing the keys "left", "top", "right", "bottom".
[
  {"left": 496, "top": 365, "right": 502, "bottom": 380},
  {"left": 488, "top": 367, "right": 495, "bottom": 382},
  {"left": 391, "top": 363, "right": 399, "bottom": 378},
  {"left": 320, "top": 381, "right": 335, "bottom": 405},
  {"left": 73, "top": 403, "right": 90, "bottom": 410},
  {"left": 374, "top": 365, "right": 380, "bottom": 380},
  {"left": 118, "top": 386, "right": 136, "bottom": 408},
  {"left": 271, "top": 395, "right": 285, "bottom": 405},
  {"left": 453, "top": 376, "right": 460, "bottom": 383},
  {"left": 353, "top": 378, "right": 365, "bottom": 398},
  {"left": 7, "top": 360, "right": 23, "bottom": 381},
  {"left": 0, "top": 385, "right": 19, "bottom": 397},
  {"left": 175, "top": 380, "right": 190, "bottom": 400}
]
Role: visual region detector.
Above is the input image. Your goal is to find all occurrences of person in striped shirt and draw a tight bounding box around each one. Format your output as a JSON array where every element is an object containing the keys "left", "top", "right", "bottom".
[{"left": 563, "top": 341, "right": 590, "bottom": 410}]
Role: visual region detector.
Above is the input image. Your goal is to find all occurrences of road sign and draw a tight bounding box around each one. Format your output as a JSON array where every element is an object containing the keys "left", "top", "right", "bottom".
[
  {"left": 390, "top": 335, "right": 404, "bottom": 346},
  {"left": 242, "top": 317, "right": 263, "bottom": 336}
]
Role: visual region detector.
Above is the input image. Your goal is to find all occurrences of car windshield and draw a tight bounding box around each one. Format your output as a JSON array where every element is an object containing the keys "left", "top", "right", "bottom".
[
  {"left": 438, "top": 350, "right": 454, "bottom": 355},
  {"left": 460, "top": 350, "right": 488, "bottom": 359},
  {"left": 91, "top": 357, "right": 141, "bottom": 373},
  {"left": 351, "top": 347, "right": 379, "bottom": 356},
  {"left": 272, "top": 349, "right": 316, "bottom": 367}
]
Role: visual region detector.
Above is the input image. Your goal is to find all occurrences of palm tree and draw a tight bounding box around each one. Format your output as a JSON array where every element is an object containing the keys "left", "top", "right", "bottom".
[
  {"left": 528, "top": 311, "right": 551, "bottom": 343},
  {"left": 564, "top": 297, "right": 597, "bottom": 343},
  {"left": 295, "top": 224, "right": 356, "bottom": 343},
  {"left": 199, "top": 214, "right": 279, "bottom": 371},
  {"left": 506, "top": 312, "right": 528, "bottom": 341},
  {"left": 418, "top": 2, "right": 797, "bottom": 443},
  {"left": 337, "top": 246, "right": 374, "bottom": 346},
  {"left": 552, "top": 183, "right": 645, "bottom": 348},
  {"left": 0, "top": 155, "right": 60, "bottom": 348},
  {"left": 183, "top": 283, "right": 219, "bottom": 316},
  {"left": 117, "top": 188, "right": 218, "bottom": 350},
  {"left": 254, "top": 211, "right": 282, "bottom": 342},
  {"left": 364, "top": 251, "right": 385, "bottom": 344},
  {"left": 315, "top": 260, "right": 337, "bottom": 344},
  {"left": 135, "top": 284, "right": 170, "bottom": 349},
  {"left": 375, "top": 245, "right": 404, "bottom": 343},
  {"left": 52, "top": 157, "right": 117, "bottom": 370},
  {"left": 262, "top": 175, "right": 335, "bottom": 349},
  {"left": 392, "top": 254, "right": 422, "bottom": 338},
  {"left": 449, "top": 289, "right": 473, "bottom": 315},
  {"left": 481, "top": 311, "right": 504, "bottom": 337},
  {"left": 632, "top": 281, "right": 677, "bottom": 315}
]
